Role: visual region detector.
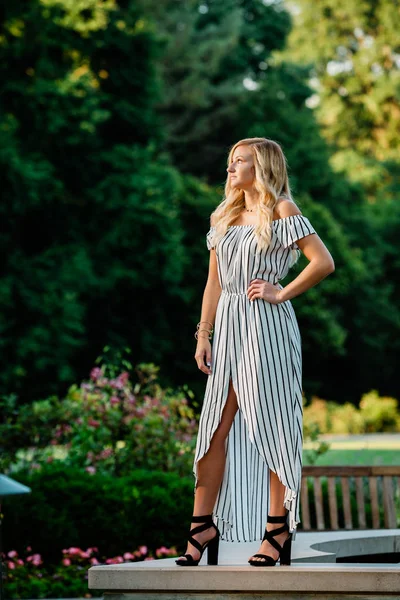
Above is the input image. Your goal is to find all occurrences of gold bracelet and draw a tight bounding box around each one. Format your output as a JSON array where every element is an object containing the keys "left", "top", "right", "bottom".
[
  {"left": 194, "top": 329, "right": 213, "bottom": 340},
  {"left": 197, "top": 320, "right": 214, "bottom": 330}
]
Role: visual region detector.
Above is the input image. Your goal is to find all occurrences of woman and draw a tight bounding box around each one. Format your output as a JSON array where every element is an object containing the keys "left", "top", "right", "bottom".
[{"left": 175, "top": 137, "right": 335, "bottom": 567}]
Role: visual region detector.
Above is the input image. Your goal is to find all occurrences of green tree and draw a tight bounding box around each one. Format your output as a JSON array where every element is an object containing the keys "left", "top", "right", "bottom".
[
  {"left": 283, "top": 0, "right": 400, "bottom": 200},
  {"left": 0, "top": 1, "right": 194, "bottom": 399}
]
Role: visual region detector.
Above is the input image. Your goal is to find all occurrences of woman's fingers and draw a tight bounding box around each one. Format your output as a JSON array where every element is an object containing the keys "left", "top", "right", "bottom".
[
  {"left": 195, "top": 346, "right": 212, "bottom": 374},
  {"left": 247, "top": 279, "right": 280, "bottom": 303}
]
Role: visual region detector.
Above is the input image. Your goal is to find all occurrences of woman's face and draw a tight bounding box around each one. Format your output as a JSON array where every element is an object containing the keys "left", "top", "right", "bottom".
[{"left": 227, "top": 145, "right": 255, "bottom": 190}]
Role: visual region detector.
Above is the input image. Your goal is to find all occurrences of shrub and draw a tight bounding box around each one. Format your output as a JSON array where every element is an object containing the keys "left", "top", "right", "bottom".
[
  {"left": 3, "top": 544, "right": 178, "bottom": 599},
  {"left": 303, "top": 390, "right": 400, "bottom": 435},
  {"left": 359, "top": 390, "right": 400, "bottom": 432},
  {"left": 2, "top": 463, "right": 194, "bottom": 563},
  {"left": 330, "top": 402, "right": 365, "bottom": 434},
  {"left": 1, "top": 361, "right": 197, "bottom": 477}
]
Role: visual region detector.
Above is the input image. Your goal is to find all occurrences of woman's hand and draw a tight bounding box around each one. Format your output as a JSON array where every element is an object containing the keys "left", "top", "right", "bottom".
[
  {"left": 195, "top": 338, "right": 212, "bottom": 375},
  {"left": 247, "top": 278, "right": 283, "bottom": 305}
]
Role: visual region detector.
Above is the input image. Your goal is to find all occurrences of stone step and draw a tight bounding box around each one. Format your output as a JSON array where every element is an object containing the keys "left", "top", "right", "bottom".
[{"left": 88, "top": 530, "right": 400, "bottom": 596}]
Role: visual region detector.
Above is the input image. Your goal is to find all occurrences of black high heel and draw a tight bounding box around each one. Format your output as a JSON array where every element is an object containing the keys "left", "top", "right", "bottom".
[
  {"left": 175, "top": 513, "right": 220, "bottom": 566},
  {"left": 248, "top": 514, "right": 292, "bottom": 567}
]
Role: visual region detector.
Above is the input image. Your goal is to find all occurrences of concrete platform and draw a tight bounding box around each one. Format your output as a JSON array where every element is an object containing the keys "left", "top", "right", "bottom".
[{"left": 88, "top": 530, "right": 400, "bottom": 597}]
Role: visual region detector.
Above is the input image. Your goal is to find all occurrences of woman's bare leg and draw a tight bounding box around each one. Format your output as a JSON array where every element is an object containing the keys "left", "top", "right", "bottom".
[
  {"left": 177, "top": 380, "right": 239, "bottom": 562},
  {"left": 249, "top": 469, "right": 290, "bottom": 563}
]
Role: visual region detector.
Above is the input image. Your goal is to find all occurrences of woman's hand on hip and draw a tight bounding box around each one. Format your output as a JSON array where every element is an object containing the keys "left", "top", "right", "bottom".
[
  {"left": 195, "top": 340, "right": 212, "bottom": 375},
  {"left": 247, "top": 279, "right": 283, "bottom": 304}
]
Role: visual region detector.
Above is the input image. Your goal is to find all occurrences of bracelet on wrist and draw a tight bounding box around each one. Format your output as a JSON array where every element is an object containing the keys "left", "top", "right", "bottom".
[
  {"left": 196, "top": 320, "right": 214, "bottom": 330},
  {"left": 194, "top": 328, "right": 213, "bottom": 341}
]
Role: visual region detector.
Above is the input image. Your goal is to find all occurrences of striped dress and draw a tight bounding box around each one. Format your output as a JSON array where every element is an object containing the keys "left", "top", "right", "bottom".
[{"left": 193, "top": 214, "right": 317, "bottom": 543}]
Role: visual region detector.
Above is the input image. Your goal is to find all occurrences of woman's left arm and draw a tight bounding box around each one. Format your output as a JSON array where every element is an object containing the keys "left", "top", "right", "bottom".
[{"left": 278, "top": 234, "right": 335, "bottom": 303}]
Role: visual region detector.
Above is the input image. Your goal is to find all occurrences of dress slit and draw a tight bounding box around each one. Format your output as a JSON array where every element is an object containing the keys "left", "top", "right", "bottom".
[{"left": 195, "top": 215, "right": 318, "bottom": 543}]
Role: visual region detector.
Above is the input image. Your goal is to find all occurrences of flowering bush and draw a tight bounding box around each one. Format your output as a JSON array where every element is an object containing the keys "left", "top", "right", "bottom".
[
  {"left": 1, "top": 359, "right": 198, "bottom": 477},
  {"left": 3, "top": 543, "right": 178, "bottom": 599}
]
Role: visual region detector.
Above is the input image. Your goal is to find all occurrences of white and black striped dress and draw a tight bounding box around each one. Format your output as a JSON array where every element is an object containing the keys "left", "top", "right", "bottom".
[{"left": 193, "top": 214, "right": 317, "bottom": 543}]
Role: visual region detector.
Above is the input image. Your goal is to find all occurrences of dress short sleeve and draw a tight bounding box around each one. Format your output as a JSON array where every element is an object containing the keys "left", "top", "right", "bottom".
[
  {"left": 274, "top": 214, "right": 316, "bottom": 249},
  {"left": 206, "top": 226, "right": 216, "bottom": 250}
]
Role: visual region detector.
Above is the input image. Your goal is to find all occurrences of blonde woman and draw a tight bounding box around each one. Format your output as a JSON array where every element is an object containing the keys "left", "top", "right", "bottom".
[{"left": 176, "top": 137, "right": 335, "bottom": 567}]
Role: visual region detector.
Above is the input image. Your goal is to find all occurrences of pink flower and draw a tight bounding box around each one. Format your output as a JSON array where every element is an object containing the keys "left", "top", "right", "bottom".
[
  {"left": 98, "top": 448, "right": 113, "bottom": 460},
  {"left": 109, "top": 379, "right": 124, "bottom": 390},
  {"left": 26, "top": 546, "right": 32, "bottom": 552},
  {"left": 88, "top": 418, "right": 100, "bottom": 428},
  {"left": 123, "top": 552, "right": 134, "bottom": 560},
  {"left": 62, "top": 558, "right": 71, "bottom": 566},
  {"left": 7, "top": 561, "right": 15, "bottom": 570},
  {"left": 118, "top": 371, "right": 130, "bottom": 385},
  {"left": 139, "top": 545, "right": 148, "bottom": 555},
  {"left": 90, "top": 557, "right": 100, "bottom": 565},
  {"left": 85, "top": 466, "right": 96, "bottom": 475},
  {"left": 26, "top": 553, "right": 43, "bottom": 566},
  {"left": 105, "top": 557, "right": 123, "bottom": 564},
  {"left": 90, "top": 367, "right": 103, "bottom": 381},
  {"left": 7, "top": 550, "right": 17, "bottom": 558},
  {"left": 144, "top": 557, "right": 154, "bottom": 561},
  {"left": 64, "top": 548, "right": 82, "bottom": 556},
  {"left": 110, "top": 396, "right": 120, "bottom": 406},
  {"left": 17, "top": 559, "right": 24, "bottom": 566}
]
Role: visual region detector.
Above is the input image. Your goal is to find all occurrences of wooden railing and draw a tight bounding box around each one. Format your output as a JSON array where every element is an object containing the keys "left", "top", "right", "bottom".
[{"left": 300, "top": 466, "right": 400, "bottom": 530}]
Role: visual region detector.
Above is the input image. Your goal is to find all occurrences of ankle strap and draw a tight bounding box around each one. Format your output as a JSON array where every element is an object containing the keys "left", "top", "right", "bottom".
[
  {"left": 191, "top": 514, "right": 213, "bottom": 523},
  {"left": 267, "top": 514, "right": 287, "bottom": 523}
]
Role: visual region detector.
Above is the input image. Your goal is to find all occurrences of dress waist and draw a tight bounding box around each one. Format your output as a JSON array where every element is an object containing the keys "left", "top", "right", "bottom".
[{"left": 221, "top": 289, "right": 248, "bottom": 296}]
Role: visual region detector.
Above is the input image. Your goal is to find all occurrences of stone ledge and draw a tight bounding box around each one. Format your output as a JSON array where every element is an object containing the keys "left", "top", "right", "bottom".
[
  {"left": 97, "top": 595, "right": 400, "bottom": 600},
  {"left": 88, "top": 531, "right": 400, "bottom": 595},
  {"left": 89, "top": 563, "right": 399, "bottom": 594}
]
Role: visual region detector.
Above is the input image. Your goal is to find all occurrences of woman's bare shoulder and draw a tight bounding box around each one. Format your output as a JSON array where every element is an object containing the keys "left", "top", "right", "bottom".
[{"left": 274, "top": 198, "right": 302, "bottom": 220}]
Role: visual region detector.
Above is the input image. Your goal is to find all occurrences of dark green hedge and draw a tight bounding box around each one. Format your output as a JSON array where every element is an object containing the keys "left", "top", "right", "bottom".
[{"left": 3, "top": 463, "right": 194, "bottom": 563}]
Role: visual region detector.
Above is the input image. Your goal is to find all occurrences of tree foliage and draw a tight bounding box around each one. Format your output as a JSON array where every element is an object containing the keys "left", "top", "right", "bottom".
[{"left": 0, "top": 0, "right": 399, "bottom": 404}]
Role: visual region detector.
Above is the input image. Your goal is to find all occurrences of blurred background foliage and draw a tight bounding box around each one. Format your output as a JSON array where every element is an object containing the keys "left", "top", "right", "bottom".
[{"left": 1, "top": 0, "right": 399, "bottom": 408}]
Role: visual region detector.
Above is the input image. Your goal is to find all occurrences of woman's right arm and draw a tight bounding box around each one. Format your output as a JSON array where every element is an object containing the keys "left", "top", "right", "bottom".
[{"left": 195, "top": 247, "right": 222, "bottom": 375}]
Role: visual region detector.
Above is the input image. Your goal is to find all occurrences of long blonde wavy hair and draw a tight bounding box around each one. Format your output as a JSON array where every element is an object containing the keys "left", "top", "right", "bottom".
[{"left": 210, "top": 137, "right": 297, "bottom": 256}]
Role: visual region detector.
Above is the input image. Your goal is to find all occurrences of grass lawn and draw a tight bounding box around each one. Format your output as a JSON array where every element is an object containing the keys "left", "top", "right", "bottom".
[{"left": 303, "top": 448, "right": 399, "bottom": 466}]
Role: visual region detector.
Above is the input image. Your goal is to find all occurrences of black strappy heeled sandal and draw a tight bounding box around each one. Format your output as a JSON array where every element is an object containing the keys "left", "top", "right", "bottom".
[
  {"left": 175, "top": 513, "right": 220, "bottom": 566},
  {"left": 248, "top": 514, "right": 292, "bottom": 567}
]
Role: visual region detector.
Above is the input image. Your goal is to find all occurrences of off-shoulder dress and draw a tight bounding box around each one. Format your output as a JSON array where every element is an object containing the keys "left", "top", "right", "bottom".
[{"left": 193, "top": 214, "right": 317, "bottom": 542}]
